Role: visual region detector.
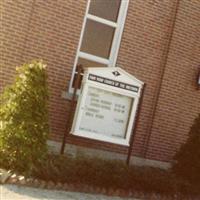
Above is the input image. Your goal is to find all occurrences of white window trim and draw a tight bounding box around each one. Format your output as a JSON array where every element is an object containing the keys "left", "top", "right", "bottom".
[
  {"left": 79, "top": 52, "right": 109, "bottom": 65},
  {"left": 87, "top": 14, "right": 117, "bottom": 28},
  {"left": 109, "top": 0, "right": 129, "bottom": 67},
  {"left": 68, "top": 0, "right": 129, "bottom": 94}
]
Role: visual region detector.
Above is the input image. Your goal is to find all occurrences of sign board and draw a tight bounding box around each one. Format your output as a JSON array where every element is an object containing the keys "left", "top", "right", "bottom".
[{"left": 71, "top": 67, "right": 143, "bottom": 146}]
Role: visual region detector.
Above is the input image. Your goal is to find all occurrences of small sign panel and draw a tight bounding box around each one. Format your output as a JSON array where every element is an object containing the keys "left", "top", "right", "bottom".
[
  {"left": 71, "top": 67, "right": 143, "bottom": 146},
  {"left": 78, "top": 86, "right": 134, "bottom": 139},
  {"left": 88, "top": 74, "right": 139, "bottom": 92}
]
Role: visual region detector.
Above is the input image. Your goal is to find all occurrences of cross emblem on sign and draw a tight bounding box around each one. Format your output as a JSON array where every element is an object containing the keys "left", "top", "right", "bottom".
[{"left": 112, "top": 71, "right": 121, "bottom": 76}]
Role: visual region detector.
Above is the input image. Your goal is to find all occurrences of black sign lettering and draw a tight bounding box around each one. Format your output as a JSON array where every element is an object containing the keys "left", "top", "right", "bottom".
[{"left": 88, "top": 74, "right": 139, "bottom": 93}]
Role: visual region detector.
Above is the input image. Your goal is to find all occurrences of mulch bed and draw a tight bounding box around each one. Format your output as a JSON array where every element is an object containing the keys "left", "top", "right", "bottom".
[{"left": 1, "top": 169, "right": 199, "bottom": 200}]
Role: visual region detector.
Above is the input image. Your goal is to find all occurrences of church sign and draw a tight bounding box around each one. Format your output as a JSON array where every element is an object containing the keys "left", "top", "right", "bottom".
[{"left": 71, "top": 67, "right": 143, "bottom": 146}]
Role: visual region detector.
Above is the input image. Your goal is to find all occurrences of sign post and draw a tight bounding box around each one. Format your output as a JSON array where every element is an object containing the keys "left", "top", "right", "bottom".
[
  {"left": 60, "top": 65, "right": 83, "bottom": 154},
  {"left": 126, "top": 83, "right": 145, "bottom": 165}
]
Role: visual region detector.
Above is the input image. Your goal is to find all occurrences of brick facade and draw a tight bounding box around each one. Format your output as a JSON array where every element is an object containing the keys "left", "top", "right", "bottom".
[{"left": 1, "top": 0, "right": 200, "bottom": 164}]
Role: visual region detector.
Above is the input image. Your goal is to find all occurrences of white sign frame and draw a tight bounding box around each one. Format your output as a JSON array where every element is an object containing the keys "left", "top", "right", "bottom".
[{"left": 71, "top": 67, "right": 143, "bottom": 146}]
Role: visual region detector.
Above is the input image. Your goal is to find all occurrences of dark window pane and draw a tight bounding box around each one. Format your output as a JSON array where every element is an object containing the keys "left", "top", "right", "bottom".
[
  {"left": 80, "top": 20, "right": 115, "bottom": 59},
  {"left": 89, "top": 0, "right": 121, "bottom": 22}
]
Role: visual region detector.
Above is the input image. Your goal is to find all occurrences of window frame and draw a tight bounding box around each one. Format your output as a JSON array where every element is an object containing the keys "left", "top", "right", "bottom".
[{"left": 68, "top": 0, "right": 129, "bottom": 93}]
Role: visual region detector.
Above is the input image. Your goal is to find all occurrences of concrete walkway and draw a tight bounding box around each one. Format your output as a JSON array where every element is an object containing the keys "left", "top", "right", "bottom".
[{"left": 0, "top": 184, "right": 138, "bottom": 200}]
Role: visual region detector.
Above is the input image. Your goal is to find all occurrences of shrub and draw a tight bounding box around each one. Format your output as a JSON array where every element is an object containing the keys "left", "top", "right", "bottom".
[
  {"left": 31, "top": 154, "right": 200, "bottom": 196},
  {"left": 173, "top": 114, "right": 200, "bottom": 185},
  {"left": 0, "top": 61, "right": 49, "bottom": 175},
  {"left": 33, "top": 154, "right": 180, "bottom": 195}
]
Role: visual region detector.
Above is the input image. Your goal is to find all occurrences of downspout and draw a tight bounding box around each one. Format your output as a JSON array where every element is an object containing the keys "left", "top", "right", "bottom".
[{"left": 143, "top": 0, "right": 181, "bottom": 157}]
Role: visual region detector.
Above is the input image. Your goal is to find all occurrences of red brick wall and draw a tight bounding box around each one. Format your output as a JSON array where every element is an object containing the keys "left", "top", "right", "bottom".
[
  {"left": 1, "top": 0, "right": 33, "bottom": 92},
  {"left": 1, "top": 0, "right": 200, "bottom": 163},
  {"left": 117, "top": 0, "right": 177, "bottom": 158},
  {"left": 145, "top": 0, "right": 200, "bottom": 162}
]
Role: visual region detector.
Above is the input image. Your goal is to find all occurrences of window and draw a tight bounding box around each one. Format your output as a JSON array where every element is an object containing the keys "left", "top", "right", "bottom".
[{"left": 69, "top": 0, "right": 129, "bottom": 92}]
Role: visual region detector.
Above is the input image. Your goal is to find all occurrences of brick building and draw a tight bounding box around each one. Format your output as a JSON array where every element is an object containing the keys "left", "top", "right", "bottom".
[{"left": 1, "top": 0, "right": 200, "bottom": 168}]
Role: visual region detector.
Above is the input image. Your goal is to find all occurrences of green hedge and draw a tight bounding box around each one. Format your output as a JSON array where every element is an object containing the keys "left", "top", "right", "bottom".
[
  {"left": 0, "top": 61, "right": 49, "bottom": 175},
  {"left": 32, "top": 154, "right": 199, "bottom": 196}
]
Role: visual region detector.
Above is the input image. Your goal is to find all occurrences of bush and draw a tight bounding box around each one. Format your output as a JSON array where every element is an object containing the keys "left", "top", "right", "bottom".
[
  {"left": 0, "top": 61, "right": 49, "bottom": 175},
  {"left": 173, "top": 114, "right": 200, "bottom": 185},
  {"left": 31, "top": 154, "right": 200, "bottom": 196},
  {"left": 33, "top": 154, "right": 180, "bottom": 195}
]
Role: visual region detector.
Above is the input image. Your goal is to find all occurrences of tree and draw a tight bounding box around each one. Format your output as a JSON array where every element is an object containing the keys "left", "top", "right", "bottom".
[
  {"left": 0, "top": 61, "right": 49, "bottom": 175},
  {"left": 173, "top": 114, "right": 200, "bottom": 184}
]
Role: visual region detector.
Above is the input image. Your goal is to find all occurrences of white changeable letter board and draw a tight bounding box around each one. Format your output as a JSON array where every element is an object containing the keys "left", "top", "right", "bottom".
[{"left": 71, "top": 67, "right": 144, "bottom": 146}]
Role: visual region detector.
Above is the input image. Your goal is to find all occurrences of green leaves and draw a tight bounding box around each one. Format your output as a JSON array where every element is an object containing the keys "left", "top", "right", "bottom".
[{"left": 0, "top": 60, "right": 49, "bottom": 175}]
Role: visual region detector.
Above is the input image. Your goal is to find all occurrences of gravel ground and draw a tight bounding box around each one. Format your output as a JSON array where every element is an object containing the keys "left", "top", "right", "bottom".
[{"left": 0, "top": 184, "right": 138, "bottom": 200}]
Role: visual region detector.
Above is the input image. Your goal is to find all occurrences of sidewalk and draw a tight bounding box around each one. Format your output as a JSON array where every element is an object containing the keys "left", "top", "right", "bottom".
[{"left": 0, "top": 184, "right": 138, "bottom": 200}]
